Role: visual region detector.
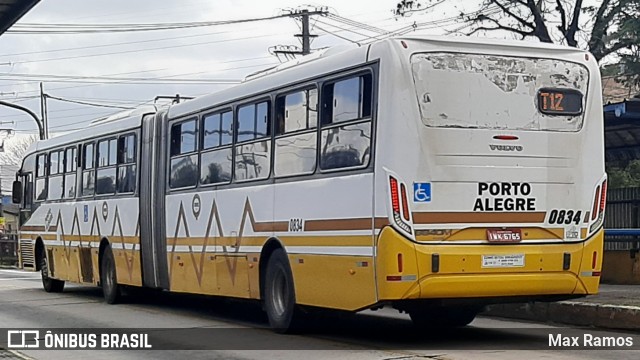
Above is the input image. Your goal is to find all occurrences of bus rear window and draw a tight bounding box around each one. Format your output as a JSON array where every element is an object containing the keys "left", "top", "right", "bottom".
[{"left": 410, "top": 53, "right": 588, "bottom": 132}]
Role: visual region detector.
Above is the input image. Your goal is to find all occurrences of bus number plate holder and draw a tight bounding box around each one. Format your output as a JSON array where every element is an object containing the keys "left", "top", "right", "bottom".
[{"left": 486, "top": 228, "right": 522, "bottom": 243}]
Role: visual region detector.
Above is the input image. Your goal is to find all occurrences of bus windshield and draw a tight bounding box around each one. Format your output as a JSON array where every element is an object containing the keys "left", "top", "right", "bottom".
[{"left": 410, "top": 52, "right": 589, "bottom": 132}]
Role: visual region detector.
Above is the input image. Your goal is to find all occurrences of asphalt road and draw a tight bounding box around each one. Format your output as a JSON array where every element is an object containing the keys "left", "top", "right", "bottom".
[{"left": 0, "top": 268, "right": 638, "bottom": 360}]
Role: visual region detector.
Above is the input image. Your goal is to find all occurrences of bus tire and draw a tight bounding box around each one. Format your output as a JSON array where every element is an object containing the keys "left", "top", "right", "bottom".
[
  {"left": 409, "top": 306, "right": 479, "bottom": 329},
  {"left": 39, "top": 247, "right": 64, "bottom": 293},
  {"left": 264, "top": 249, "right": 300, "bottom": 333},
  {"left": 101, "top": 245, "right": 121, "bottom": 304}
]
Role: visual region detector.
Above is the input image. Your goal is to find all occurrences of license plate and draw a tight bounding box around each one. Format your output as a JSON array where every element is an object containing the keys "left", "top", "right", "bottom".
[
  {"left": 487, "top": 228, "right": 522, "bottom": 243},
  {"left": 482, "top": 254, "right": 525, "bottom": 268}
]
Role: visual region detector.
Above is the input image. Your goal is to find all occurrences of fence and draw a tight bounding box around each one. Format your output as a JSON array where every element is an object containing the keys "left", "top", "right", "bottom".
[
  {"left": 604, "top": 187, "right": 640, "bottom": 251},
  {"left": 0, "top": 232, "right": 18, "bottom": 266}
]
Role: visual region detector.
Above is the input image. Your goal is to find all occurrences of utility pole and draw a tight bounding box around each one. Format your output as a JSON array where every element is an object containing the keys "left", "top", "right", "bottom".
[
  {"left": 39, "top": 82, "right": 48, "bottom": 139},
  {"left": 272, "top": 7, "right": 326, "bottom": 60},
  {"left": 298, "top": 10, "right": 313, "bottom": 55}
]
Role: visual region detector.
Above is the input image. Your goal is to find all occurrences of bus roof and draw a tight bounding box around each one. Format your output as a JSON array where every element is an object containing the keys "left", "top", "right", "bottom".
[
  {"left": 24, "top": 106, "right": 156, "bottom": 156},
  {"left": 399, "top": 34, "right": 590, "bottom": 53},
  {"left": 167, "top": 43, "right": 369, "bottom": 120},
  {"left": 168, "top": 35, "right": 590, "bottom": 120}
]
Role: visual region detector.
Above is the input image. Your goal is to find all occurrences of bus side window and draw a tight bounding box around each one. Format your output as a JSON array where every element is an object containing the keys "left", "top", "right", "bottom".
[
  {"left": 64, "top": 147, "right": 77, "bottom": 199},
  {"left": 234, "top": 101, "right": 271, "bottom": 182},
  {"left": 47, "top": 150, "right": 64, "bottom": 201},
  {"left": 201, "top": 111, "right": 232, "bottom": 186},
  {"left": 319, "top": 73, "right": 373, "bottom": 171},
  {"left": 82, "top": 143, "right": 95, "bottom": 197},
  {"left": 237, "top": 102, "right": 270, "bottom": 143},
  {"left": 169, "top": 119, "right": 198, "bottom": 189},
  {"left": 35, "top": 153, "right": 47, "bottom": 201},
  {"left": 321, "top": 74, "right": 372, "bottom": 125},
  {"left": 274, "top": 88, "right": 318, "bottom": 177},
  {"left": 96, "top": 138, "right": 117, "bottom": 195},
  {"left": 117, "top": 134, "right": 136, "bottom": 193}
]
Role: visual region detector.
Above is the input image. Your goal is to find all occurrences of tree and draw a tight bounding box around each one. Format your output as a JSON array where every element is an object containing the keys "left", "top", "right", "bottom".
[
  {"left": 607, "top": 160, "right": 640, "bottom": 189},
  {"left": 395, "top": 0, "right": 640, "bottom": 63},
  {"left": 0, "top": 134, "right": 38, "bottom": 194}
]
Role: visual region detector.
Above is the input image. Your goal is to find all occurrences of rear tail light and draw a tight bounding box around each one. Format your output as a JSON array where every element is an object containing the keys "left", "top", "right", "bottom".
[
  {"left": 591, "top": 185, "right": 600, "bottom": 220},
  {"left": 589, "top": 178, "right": 607, "bottom": 233},
  {"left": 388, "top": 175, "right": 413, "bottom": 236},
  {"left": 390, "top": 177, "right": 400, "bottom": 213},
  {"left": 599, "top": 180, "right": 607, "bottom": 214},
  {"left": 400, "top": 184, "right": 410, "bottom": 221}
]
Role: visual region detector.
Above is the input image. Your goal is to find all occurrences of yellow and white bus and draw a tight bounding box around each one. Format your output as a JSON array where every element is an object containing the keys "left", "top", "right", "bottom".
[{"left": 13, "top": 35, "right": 605, "bottom": 331}]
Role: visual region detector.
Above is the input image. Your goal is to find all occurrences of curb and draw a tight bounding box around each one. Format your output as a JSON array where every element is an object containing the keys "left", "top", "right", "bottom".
[{"left": 483, "top": 301, "right": 640, "bottom": 330}]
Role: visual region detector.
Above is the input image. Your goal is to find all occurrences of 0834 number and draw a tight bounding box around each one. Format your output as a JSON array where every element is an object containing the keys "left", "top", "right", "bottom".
[{"left": 547, "top": 209, "right": 582, "bottom": 225}]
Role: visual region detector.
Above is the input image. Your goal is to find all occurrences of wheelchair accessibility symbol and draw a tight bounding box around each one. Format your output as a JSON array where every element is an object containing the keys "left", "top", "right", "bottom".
[{"left": 413, "top": 182, "right": 431, "bottom": 202}]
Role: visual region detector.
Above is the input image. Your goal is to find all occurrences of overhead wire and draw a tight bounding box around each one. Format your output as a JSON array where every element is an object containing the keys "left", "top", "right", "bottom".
[
  {"left": 0, "top": 56, "right": 272, "bottom": 93},
  {"left": 8, "top": 33, "right": 287, "bottom": 64},
  {"left": 6, "top": 13, "right": 297, "bottom": 34},
  {"left": 30, "top": 62, "right": 275, "bottom": 94},
  {"left": 45, "top": 95, "right": 135, "bottom": 110},
  {"left": 0, "top": 27, "right": 262, "bottom": 58}
]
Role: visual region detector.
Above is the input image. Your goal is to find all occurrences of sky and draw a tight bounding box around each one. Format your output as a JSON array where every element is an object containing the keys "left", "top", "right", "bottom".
[
  {"left": 0, "top": 0, "right": 475, "bottom": 135},
  {"left": 0, "top": 0, "right": 595, "bottom": 192},
  {"left": 0, "top": 0, "right": 475, "bottom": 192}
]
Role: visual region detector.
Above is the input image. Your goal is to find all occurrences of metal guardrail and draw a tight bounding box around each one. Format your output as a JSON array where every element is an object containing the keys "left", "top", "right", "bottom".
[
  {"left": 604, "top": 229, "right": 640, "bottom": 251},
  {"left": 604, "top": 229, "right": 640, "bottom": 238}
]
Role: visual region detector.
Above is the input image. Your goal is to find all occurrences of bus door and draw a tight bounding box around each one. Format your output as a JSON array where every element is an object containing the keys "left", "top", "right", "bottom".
[
  {"left": 18, "top": 172, "right": 34, "bottom": 226},
  {"left": 17, "top": 172, "right": 35, "bottom": 269},
  {"left": 139, "top": 113, "right": 170, "bottom": 289}
]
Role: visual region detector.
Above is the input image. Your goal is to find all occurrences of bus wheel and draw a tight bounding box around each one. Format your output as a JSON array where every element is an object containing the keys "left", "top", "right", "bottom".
[
  {"left": 39, "top": 247, "right": 64, "bottom": 293},
  {"left": 409, "top": 306, "right": 479, "bottom": 329},
  {"left": 264, "top": 249, "right": 300, "bottom": 333},
  {"left": 101, "top": 245, "right": 121, "bottom": 304}
]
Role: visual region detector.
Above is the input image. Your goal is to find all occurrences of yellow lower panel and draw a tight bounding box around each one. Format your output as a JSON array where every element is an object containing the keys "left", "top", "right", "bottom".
[
  {"left": 576, "top": 230, "right": 604, "bottom": 294},
  {"left": 291, "top": 254, "right": 376, "bottom": 311},
  {"left": 168, "top": 252, "right": 220, "bottom": 296},
  {"left": 417, "top": 273, "right": 578, "bottom": 298},
  {"left": 216, "top": 255, "right": 251, "bottom": 298},
  {"left": 113, "top": 249, "right": 143, "bottom": 287},
  {"left": 376, "top": 227, "right": 604, "bottom": 300},
  {"left": 49, "top": 246, "right": 80, "bottom": 283}
]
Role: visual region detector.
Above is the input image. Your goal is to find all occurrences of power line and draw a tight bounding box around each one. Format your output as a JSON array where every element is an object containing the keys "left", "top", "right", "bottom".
[
  {"left": 326, "top": 14, "right": 390, "bottom": 35},
  {"left": 0, "top": 58, "right": 277, "bottom": 94},
  {"left": 5, "top": 62, "right": 278, "bottom": 96},
  {"left": 8, "top": 33, "right": 285, "bottom": 64},
  {"left": 0, "top": 77, "right": 240, "bottom": 85},
  {"left": 6, "top": 13, "right": 299, "bottom": 34},
  {"left": 0, "top": 27, "right": 259, "bottom": 58},
  {"left": 45, "top": 95, "right": 135, "bottom": 110}
]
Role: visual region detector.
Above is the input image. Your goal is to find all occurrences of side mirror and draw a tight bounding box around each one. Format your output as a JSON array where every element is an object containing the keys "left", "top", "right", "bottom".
[{"left": 12, "top": 180, "right": 22, "bottom": 204}]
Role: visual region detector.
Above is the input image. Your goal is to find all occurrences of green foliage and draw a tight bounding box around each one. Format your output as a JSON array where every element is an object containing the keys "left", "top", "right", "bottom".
[{"left": 607, "top": 160, "right": 640, "bottom": 188}]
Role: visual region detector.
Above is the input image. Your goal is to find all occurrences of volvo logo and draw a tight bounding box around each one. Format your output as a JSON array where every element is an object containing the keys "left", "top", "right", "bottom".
[{"left": 489, "top": 144, "right": 523, "bottom": 152}]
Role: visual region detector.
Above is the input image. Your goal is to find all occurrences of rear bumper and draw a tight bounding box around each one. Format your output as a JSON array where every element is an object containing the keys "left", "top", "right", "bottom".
[{"left": 376, "top": 226, "right": 604, "bottom": 302}]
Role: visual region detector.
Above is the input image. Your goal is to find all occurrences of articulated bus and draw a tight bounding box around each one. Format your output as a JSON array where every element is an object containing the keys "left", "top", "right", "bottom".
[{"left": 13, "top": 35, "right": 605, "bottom": 331}]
